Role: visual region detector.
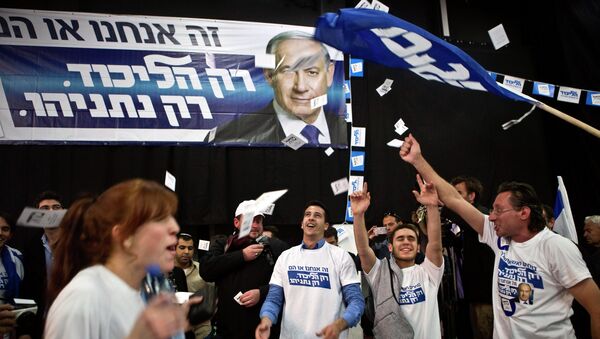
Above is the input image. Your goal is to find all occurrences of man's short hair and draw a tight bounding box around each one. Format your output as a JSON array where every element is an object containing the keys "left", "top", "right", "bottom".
[
  {"left": 383, "top": 211, "right": 402, "bottom": 223},
  {"left": 541, "top": 204, "right": 554, "bottom": 222},
  {"left": 304, "top": 200, "right": 329, "bottom": 223},
  {"left": 265, "top": 30, "right": 330, "bottom": 71},
  {"left": 451, "top": 176, "right": 483, "bottom": 203},
  {"left": 0, "top": 211, "right": 14, "bottom": 231},
  {"left": 34, "top": 191, "right": 63, "bottom": 208},
  {"left": 177, "top": 232, "right": 193, "bottom": 243},
  {"left": 518, "top": 282, "right": 531, "bottom": 291},
  {"left": 497, "top": 182, "right": 545, "bottom": 232},
  {"left": 388, "top": 223, "right": 420, "bottom": 243},
  {"left": 263, "top": 225, "right": 280, "bottom": 237},
  {"left": 324, "top": 227, "right": 338, "bottom": 242},
  {"left": 585, "top": 215, "right": 600, "bottom": 225}
]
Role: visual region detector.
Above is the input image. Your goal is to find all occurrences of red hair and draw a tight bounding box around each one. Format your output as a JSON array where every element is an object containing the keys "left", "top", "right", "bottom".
[{"left": 47, "top": 179, "right": 177, "bottom": 307}]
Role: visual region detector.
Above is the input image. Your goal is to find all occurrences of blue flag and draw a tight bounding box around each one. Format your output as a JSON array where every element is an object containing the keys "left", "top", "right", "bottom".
[{"left": 314, "top": 8, "right": 535, "bottom": 104}]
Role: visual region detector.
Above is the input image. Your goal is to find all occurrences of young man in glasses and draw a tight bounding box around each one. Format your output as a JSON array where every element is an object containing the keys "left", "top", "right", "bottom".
[{"left": 400, "top": 134, "right": 600, "bottom": 338}]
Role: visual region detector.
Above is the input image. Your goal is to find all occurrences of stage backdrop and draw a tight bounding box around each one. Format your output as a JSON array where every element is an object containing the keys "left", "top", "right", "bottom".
[{"left": 0, "top": 8, "right": 346, "bottom": 147}]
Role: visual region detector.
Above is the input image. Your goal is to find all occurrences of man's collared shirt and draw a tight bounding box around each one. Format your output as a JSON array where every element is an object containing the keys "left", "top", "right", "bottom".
[
  {"left": 41, "top": 233, "right": 53, "bottom": 282},
  {"left": 301, "top": 238, "right": 326, "bottom": 250},
  {"left": 273, "top": 100, "right": 332, "bottom": 144}
]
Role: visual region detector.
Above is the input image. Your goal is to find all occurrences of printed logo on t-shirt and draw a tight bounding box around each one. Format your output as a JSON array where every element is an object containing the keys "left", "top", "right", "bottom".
[
  {"left": 497, "top": 254, "right": 543, "bottom": 316},
  {"left": 0, "top": 271, "right": 7, "bottom": 289},
  {"left": 398, "top": 283, "right": 426, "bottom": 305},
  {"left": 287, "top": 265, "right": 331, "bottom": 289}
]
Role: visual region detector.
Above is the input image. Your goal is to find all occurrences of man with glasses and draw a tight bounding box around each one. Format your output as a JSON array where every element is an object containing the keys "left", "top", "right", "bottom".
[
  {"left": 399, "top": 134, "right": 600, "bottom": 338},
  {"left": 17, "top": 191, "right": 65, "bottom": 339}
]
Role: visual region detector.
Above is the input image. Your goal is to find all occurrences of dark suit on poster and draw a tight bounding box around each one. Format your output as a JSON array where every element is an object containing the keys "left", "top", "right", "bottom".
[{"left": 213, "top": 102, "right": 347, "bottom": 146}]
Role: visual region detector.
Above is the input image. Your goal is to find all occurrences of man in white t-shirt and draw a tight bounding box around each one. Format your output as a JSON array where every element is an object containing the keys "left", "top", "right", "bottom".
[
  {"left": 350, "top": 179, "right": 444, "bottom": 339},
  {"left": 256, "top": 200, "right": 364, "bottom": 339},
  {"left": 400, "top": 134, "right": 600, "bottom": 338}
]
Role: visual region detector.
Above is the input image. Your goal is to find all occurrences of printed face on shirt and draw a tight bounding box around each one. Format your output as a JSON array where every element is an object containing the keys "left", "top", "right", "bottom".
[
  {"left": 518, "top": 283, "right": 532, "bottom": 302},
  {"left": 234, "top": 215, "right": 264, "bottom": 239},
  {"left": 0, "top": 217, "right": 11, "bottom": 249},
  {"left": 301, "top": 205, "right": 327, "bottom": 239},
  {"left": 389, "top": 227, "right": 419, "bottom": 266},
  {"left": 175, "top": 238, "right": 194, "bottom": 268},
  {"left": 127, "top": 216, "right": 180, "bottom": 273},
  {"left": 265, "top": 38, "right": 334, "bottom": 124},
  {"left": 584, "top": 220, "right": 600, "bottom": 247}
]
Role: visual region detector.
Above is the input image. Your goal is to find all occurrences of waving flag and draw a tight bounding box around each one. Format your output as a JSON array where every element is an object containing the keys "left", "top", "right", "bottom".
[
  {"left": 314, "top": 8, "right": 536, "bottom": 105},
  {"left": 553, "top": 176, "right": 578, "bottom": 243}
]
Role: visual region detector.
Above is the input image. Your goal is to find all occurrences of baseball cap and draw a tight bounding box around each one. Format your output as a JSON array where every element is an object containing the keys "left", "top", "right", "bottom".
[{"left": 235, "top": 200, "right": 265, "bottom": 218}]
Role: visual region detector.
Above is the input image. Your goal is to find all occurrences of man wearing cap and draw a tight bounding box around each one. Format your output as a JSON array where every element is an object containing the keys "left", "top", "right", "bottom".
[{"left": 200, "top": 200, "right": 288, "bottom": 339}]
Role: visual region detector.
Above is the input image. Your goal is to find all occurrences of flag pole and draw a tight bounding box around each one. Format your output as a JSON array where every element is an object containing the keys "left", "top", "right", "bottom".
[{"left": 537, "top": 102, "right": 600, "bottom": 139}]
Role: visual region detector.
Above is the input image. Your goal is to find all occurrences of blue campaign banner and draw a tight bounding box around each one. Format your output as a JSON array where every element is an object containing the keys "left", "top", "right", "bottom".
[
  {"left": 345, "top": 198, "right": 353, "bottom": 222},
  {"left": 349, "top": 58, "right": 364, "bottom": 77},
  {"left": 344, "top": 80, "right": 352, "bottom": 99},
  {"left": 315, "top": 8, "right": 536, "bottom": 105},
  {"left": 532, "top": 81, "right": 556, "bottom": 98},
  {"left": 350, "top": 150, "right": 365, "bottom": 171},
  {"left": 0, "top": 8, "right": 346, "bottom": 147},
  {"left": 586, "top": 91, "right": 600, "bottom": 106}
]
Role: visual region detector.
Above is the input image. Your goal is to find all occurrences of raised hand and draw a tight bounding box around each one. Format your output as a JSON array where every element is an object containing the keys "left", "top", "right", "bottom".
[
  {"left": 399, "top": 134, "right": 422, "bottom": 165},
  {"left": 412, "top": 174, "right": 439, "bottom": 207},
  {"left": 349, "top": 183, "right": 371, "bottom": 216}
]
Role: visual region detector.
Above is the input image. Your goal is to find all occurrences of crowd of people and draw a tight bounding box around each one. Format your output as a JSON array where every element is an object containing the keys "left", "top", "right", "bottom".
[{"left": 0, "top": 135, "right": 599, "bottom": 339}]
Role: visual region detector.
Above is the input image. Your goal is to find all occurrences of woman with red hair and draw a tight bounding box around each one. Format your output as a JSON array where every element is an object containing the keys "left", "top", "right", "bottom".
[{"left": 45, "top": 179, "right": 196, "bottom": 339}]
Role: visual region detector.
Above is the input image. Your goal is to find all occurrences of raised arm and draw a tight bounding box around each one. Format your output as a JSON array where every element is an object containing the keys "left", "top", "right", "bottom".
[
  {"left": 412, "top": 174, "right": 443, "bottom": 267},
  {"left": 400, "top": 134, "right": 486, "bottom": 236},
  {"left": 349, "top": 183, "right": 378, "bottom": 274}
]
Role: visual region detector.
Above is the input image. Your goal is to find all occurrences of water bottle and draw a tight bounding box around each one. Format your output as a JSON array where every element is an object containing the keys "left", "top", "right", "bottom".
[{"left": 140, "top": 264, "right": 185, "bottom": 339}]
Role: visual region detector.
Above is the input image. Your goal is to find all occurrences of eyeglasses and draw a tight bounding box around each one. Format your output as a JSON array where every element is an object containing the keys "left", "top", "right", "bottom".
[
  {"left": 39, "top": 204, "right": 62, "bottom": 210},
  {"left": 489, "top": 207, "right": 519, "bottom": 216}
]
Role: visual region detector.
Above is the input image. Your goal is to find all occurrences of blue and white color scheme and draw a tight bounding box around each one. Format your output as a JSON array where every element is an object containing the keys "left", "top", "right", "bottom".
[
  {"left": 287, "top": 268, "right": 331, "bottom": 289},
  {"left": 349, "top": 58, "right": 364, "bottom": 77},
  {"left": 0, "top": 8, "right": 345, "bottom": 145},
  {"left": 399, "top": 284, "right": 426, "bottom": 305},
  {"left": 557, "top": 87, "right": 581, "bottom": 104},
  {"left": 532, "top": 81, "right": 556, "bottom": 98},
  {"left": 315, "top": 8, "right": 536, "bottom": 105},
  {"left": 586, "top": 91, "right": 600, "bottom": 107},
  {"left": 553, "top": 176, "right": 578, "bottom": 244},
  {"left": 350, "top": 150, "right": 365, "bottom": 171}
]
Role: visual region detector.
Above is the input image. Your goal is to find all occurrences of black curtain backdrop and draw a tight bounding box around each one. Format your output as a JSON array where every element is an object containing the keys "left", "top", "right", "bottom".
[{"left": 1, "top": 0, "right": 599, "bottom": 245}]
